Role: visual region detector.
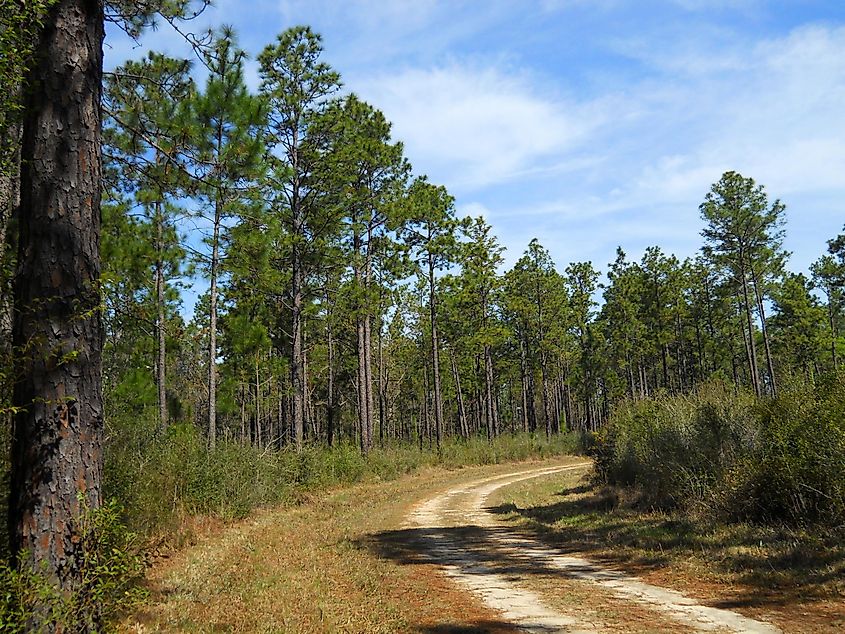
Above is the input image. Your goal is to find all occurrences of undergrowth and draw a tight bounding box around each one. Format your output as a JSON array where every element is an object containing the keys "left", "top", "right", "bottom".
[
  {"left": 0, "top": 499, "right": 146, "bottom": 633},
  {"left": 588, "top": 372, "right": 845, "bottom": 526},
  {"left": 105, "top": 426, "right": 580, "bottom": 541}
]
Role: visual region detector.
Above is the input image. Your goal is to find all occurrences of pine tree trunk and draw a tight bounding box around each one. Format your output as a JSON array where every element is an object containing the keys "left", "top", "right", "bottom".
[
  {"left": 519, "top": 334, "right": 532, "bottom": 432},
  {"left": 364, "top": 315, "right": 375, "bottom": 449},
  {"left": 484, "top": 344, "right": 498, "bottom": 438},
  {"left": 255, "top": 353, "right": 262, "bottom": 449},
  {"left": 326, "top": 296, "right": 336, "bottom": 446},
  {"left": 428, "top": 255, "right": 444, "bottom": 451},
  {"left": 208, "top": 201, "right": 220, "bottom": 448},
  {"left": 750, "top": 266, "right": 777, "bottom": 396},
  {"left": 155, "top": 197, "right": 168, "bottom": 430},
  {"left": 450, "top": 348, "right": 469, "bottom": 438},
  {"left": 378, "top": 317, "right": 387, "bottom": 445},
  {"left": 291, "top": 265, "right": 305, "bottom": 451},
  {"left": 828, "top": 297, "right": 838, "bottom": 370},
  {"left": 356, "top": 313, "right": 369, "bottom": 453},
  {"left": 739, "top": 263, "right": 761, "bottom": 396},
  {"left": 0, "top": 118, "right": 21, "bottom": 358},
  {"left": 10, "top": 0, "right": 105, "bottom": 599}
]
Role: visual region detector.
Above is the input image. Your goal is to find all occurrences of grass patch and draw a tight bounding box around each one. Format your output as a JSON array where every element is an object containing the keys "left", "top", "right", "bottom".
[{"left": 124, "top": 461, "right": 569, "bottom": 633}]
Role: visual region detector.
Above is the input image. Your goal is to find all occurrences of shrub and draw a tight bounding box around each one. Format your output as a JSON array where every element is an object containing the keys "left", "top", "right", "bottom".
[
  {"left": 0, "top": 499, "right": 146, "bottom": 633},
  {"left": 595, "top": 374, "right": 845, "bottom": 526}
]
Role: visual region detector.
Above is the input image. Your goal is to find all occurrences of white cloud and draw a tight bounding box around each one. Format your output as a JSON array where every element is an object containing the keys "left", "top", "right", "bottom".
[{"left": 356, "top": 63, "right": 605, "bottom": 190}]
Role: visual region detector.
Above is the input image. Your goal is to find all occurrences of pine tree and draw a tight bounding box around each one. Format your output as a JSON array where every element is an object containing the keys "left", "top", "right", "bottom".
[
  {"left": 188, "top": 28, "right": 265, "bottom": 448},
  {"left": 400, "top": 178, "right": 461, "bottom": 452},
  {"left": 700, "top": 171, "right": 787, "bottom": 396},
  {"left": 104, "top": 52, "right": 194, "bottom": 429}
]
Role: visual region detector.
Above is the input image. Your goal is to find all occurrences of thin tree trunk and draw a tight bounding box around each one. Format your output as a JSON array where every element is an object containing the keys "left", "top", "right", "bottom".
[
  {"left": 291, "top": 267, "right": 305, "bottom": 451},
  {"left": 827, "top": 297, "right": 838, "bottom": 370},
  {"left": 750, "top": 266, "right": 777, "bottom": 396},
  {"left": 484, "top": 344, "right": 498, "bottom": 438},
  {"left": 364, "top": 315, "right": 375, "bottom": 449},
  {"left": 155, "top": 197, "right": 168, "bottom": 430},
  {"left": 428, "top": 255, "right": 444, "bottom": 451},
  {"left": 326, "top": 297, "right": 336, "bottom": 446},
  {"left": 240, "top": 384, "right": 246, "bottom": 445},
  {"left": 423, "top": 365, "right": 431, "bottom": 448},
  {"left": 255, "top": 353, "right": 262, "bottom": 450},
  {"left": 356, "top": 314, "right": 369, "bottom": 453},
  {"left": 208, "top": 201, "right": 220, "bottom": 448},
  {"left": 519, "top": 334, "right": 532, "bottom": 432},
  {"left": 450, "top": 347, "right": 469, "bottom": 438},
  {"left": 739, "top": 264, "right": 761, "bottom": 397},
  {"left": 10, "top": 0, "right": 105, "bottom": 600}
]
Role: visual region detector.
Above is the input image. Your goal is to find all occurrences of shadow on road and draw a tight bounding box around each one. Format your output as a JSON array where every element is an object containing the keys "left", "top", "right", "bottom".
[{"left": 481, "top": 483, "right": 845, "bottom": 610}]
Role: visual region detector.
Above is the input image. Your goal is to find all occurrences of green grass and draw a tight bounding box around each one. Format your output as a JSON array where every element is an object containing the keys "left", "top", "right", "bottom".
[{"left": 105, "top": 425, "right": 581, "bottom": 542}]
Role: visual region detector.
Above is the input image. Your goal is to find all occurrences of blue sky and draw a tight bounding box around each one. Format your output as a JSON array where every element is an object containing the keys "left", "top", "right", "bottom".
[{"left": 106, "top": 0, "right": 845, "bottom": 311}]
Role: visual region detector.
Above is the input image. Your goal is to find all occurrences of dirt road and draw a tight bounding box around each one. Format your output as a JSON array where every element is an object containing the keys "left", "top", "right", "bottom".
[{"left": 406, "top": 463, "right": 782, "bottom": 633}]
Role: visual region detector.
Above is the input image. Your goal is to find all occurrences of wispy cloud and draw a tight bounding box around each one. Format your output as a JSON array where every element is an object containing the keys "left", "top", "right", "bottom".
[{"left": 356, "top": 63, "right": 606, "bottom": 191}]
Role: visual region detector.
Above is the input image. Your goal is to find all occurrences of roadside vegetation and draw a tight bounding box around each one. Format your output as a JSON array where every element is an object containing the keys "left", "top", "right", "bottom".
[
  {"left": 589, "top": 376, "right": 845, "bottom": 527},
  {"left": 0, "top": 430, "right": 577, "bottom": 630}
]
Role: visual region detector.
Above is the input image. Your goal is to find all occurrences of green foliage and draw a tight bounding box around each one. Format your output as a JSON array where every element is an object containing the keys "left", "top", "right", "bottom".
[
  {"left": 0, "top": 499, "right": 146, "bottom": 632},
  {"left": 104, "top": 407, "right": 579, "bottom": 541},
  {"left": 592, "top": 376, "right": 845, "bottom": 526}
]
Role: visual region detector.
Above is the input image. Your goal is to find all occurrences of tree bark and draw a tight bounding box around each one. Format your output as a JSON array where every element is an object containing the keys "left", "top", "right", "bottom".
[
  {"left": 0, "top": 118, "right": 21, "bottom": 357},
  {"left": 364, "top": 314, "right": 375, "bottom": 449},
  {"left": 356, "top": 313, "right": 370, "bottom": 453},
  {"left": 10, "top": 0, "right": 105, "bottom": 598},
  {"left": 518, "top": 334, "right": 533, "bottom": 432},
  {"left": 326, "top": 293, "right": 336, "bottom": 446},
  {"left": 484, "top": 344, "right": 498, "bottom": 438},
  {"left": 208, "top": 201, "right": 220, "bottom": 448},
  {"left": 450, "top": 347, "right": 469, "bottom": 438},
  {"left": 290, "top": 249, "right": 305, "bottom": 451}
]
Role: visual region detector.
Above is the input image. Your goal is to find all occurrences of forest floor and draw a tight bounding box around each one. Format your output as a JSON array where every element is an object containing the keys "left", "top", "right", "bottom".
[{"left": 123, "top": 457, "right": 845, "bottom": 633}]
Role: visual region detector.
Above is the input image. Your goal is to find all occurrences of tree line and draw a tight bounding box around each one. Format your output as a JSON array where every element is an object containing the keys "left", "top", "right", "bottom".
[{"left": 99, "top": 26, "right": 845, "bottom": 457}]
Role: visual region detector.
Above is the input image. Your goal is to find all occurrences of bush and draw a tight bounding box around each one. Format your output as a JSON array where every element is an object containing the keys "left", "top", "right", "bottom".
[
  {"left": 595, "top": 375, "right": 845, "bottom": 526},
  {"left": 0, "top": 499, "right": 146, "bottom": 632}
]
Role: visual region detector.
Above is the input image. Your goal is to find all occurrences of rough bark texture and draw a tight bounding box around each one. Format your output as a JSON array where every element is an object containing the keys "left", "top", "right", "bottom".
[
  {"left": 0, "top": 119, "right": 21, "bottom": 354},
  {"left": 10, "top": 0, "right": 105, "bottom": 593}
]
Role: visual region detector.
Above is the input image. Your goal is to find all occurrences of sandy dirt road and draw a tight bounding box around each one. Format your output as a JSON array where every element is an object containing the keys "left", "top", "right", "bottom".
[{"left": 405, "top": 463, "right": 782, "bottom": 634}]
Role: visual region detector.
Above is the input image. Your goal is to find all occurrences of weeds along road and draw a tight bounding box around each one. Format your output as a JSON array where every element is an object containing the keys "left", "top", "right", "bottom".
[{"left": 128, "top": 457, "right": 792, "bottom": 633}]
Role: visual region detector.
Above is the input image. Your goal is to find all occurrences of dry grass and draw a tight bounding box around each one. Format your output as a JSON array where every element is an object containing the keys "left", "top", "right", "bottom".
[
  {"left": 487, "top": 469, "right": 845, "bottom": 634},
  {"left": 123, "top": 461, "right": 568, "bottom": 633}
]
